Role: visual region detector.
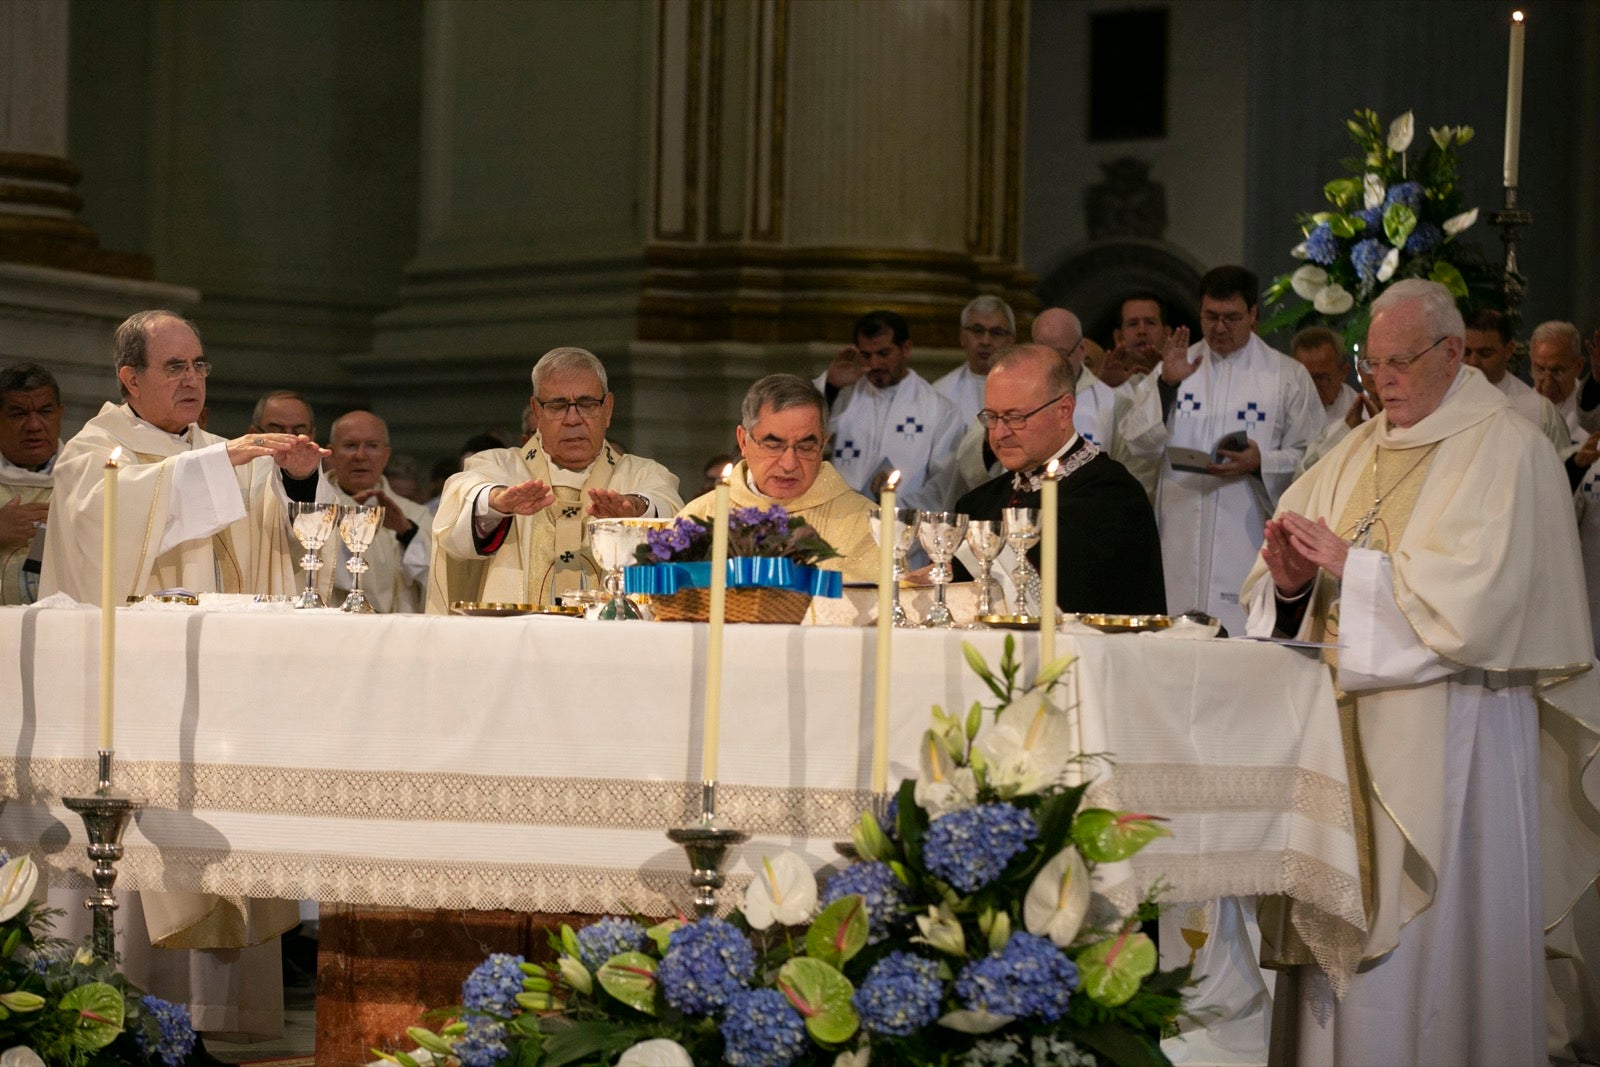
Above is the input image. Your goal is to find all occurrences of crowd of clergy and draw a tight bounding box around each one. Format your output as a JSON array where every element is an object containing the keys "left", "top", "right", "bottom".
[{"left": 4, "top": 267, "right": 1600, "bottom": 1064}]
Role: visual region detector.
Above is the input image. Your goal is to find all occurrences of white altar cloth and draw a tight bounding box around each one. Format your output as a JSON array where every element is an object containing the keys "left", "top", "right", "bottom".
[{"left": 0, "top": 603, "right": 1361, "bottom": 952}]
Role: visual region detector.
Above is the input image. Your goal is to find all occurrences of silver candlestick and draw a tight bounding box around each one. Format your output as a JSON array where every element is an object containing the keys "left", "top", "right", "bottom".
[
  {"left": 61, "top": 749, "right": 144, "bottom": 962},
  {"left": 1490, "top": 184, "right": 1532, "bottom": 323},
  {"left": 666, "top": 781, "right": 748, "bottom": 917}
]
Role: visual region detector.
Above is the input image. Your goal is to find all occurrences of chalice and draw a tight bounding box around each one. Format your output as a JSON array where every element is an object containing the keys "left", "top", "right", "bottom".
[
  {"left": 917, "top": 511, "right": 968, "bottom": 628},
  {"left": 1001, "top": 506, "right": 1042, "bottom": 618},
  {"left": 288, "top": 501, "right": 338, "bottom": 609},
  {"left": 587, "top": 517, "right": 668, "bottom": 620},
  {"left": 337, "top": 503, "right": 384, "bottom": 613},
  {"left": 965, "top": 519, "right": 1006, "bottom": 619},
  {"left": 868, "top": 505, "right": 921, "bottom": 627}
]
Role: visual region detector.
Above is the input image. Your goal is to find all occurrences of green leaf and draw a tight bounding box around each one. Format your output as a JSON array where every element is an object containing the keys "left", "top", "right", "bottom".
[
  {"left": 805, "top": 893, "right": 868, "bottom": 968},
  {"left": 596, "top": 952, "right": 659, "bottom": 1015},
  {"left": 1262, "top": 275, "right": 1294, "bottom": 307},
  {"left": 897, "top": 778, "right": 928, "bottom": 869},
  {"left": 395, "top": 1053, "right": 421, "bottom": 1067},
  {"left": 1383, "top": 202, "right": 1417, "bottom": 248},
  {"left": 1071, "top": 809, "right": 1171, "bottom": 863},
  {"left": 1258, "top": 299, "right": 1313, "bottom": 339},
  {"left": 1074, "top": 1021, "right": 1169, "bottom": 1067},
  {"left": 1429, "top": 260, "right": 1468, "bottom": 298},
  {"left": 1077, "top": 929, "right": 1158, "bottom": 1007},
  {"left": 777, "top": 957, "right": 860, "bottom": 1044},
  {"left": 539, "top": 1020, "right": 644, "bottom": 1067},
  {"left": 58, "top": 981, "right": 125, "bottom": 1051},
  {"left": 405, "top": 1028, "right": 456, "bottom": 1058},
  {"left": 645, "top": 919, "right": 681, "bottom": 954},
  {"left": 1028, "top": 782, "right": 1090, "bottom": 861}
]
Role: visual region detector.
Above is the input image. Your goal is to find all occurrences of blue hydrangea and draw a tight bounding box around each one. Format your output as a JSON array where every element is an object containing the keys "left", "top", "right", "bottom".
[
  {"left": 719, "top": 987, "right": 809, "bottom": 1067},
  {"left": 1405, "top": 221, "right": 1443, "bottom": 254},
  {"left": 1303, "top": 223, "right": 1340, "bottom": 266},
  {"left": 922, "top": 803, "right": 1039, "bottom": 893},
  {"left": 1354, "top": 206, "right": 1385, "bottom": 232},
  {"left": 575, "top": 917, "right": 648, "bottom": 971},
  {"left": 658, "top": 916, "right": 757, "bottom": 1015},
  {"left": 134, "top": 995, "right": 196, "bottom": 1067},
  {"left": 1384, "top": 181, "right": 1424, "bottom": 210},
  {"left": 455, "top": 1014, "right": 510, "bottom": 1067},
  {"left": 855, "top": 951, "right": 944, "bottom": 1036},
  {"left": 1351, "top": 238, "right": 1389, "bottom": 284},
  {"left": 955, "top": 932, "right": 1079, "bottom": 1022},
  {"left": 461, "top": 952, "right": 526, "bottom": 1016},
  {"left": 822, "top": 861, "right": 911, "bottom": 943}
]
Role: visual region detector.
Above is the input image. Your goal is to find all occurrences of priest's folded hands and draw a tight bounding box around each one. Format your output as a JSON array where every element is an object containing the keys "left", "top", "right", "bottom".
[
  {"left": 1262, "top": 510, "right": 1349, "bottom": 591},
  {"left": 224, "top": 431, "right": 328, "bottom": 477}
]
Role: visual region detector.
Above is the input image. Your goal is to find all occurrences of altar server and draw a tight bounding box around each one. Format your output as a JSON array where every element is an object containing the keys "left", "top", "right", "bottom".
[
  {"left": 1242, "top": 279, "right": 1600, "bottom": 1065},
  {"left": 428, "top": 346, "right": 683, "bottom": 610}
]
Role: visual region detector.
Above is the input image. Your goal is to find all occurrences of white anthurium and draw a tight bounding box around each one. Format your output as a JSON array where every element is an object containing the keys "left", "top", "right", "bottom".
[
  {"left": 971, "top": 692, "right": 1075, "bottom": 800},
  {"left": 1363, "top": 172, "right": 1386, "bottom": 210},
  {"left": 616, "top": 1039, "right": 694, "bottom": 1066},
  {"left": 834, "top": 1050, "right": 871, "bottom": 1067},
  {"left": 0, "top": 854, "right": 38, "bottom": 923},
  {"left": 1387, "top": 110, "right": 1414, "bottom": 154},
  {"left": 740, "top": 851, "right": 817, "bottom": 930},
  {"left": 1023, "top": 845, "right": 1092, "bottom": 948},
  {"left": 938, "top": 1009, "right": 1017, "bottom": 1034},
  {"left": 913, "top": 903, "right": 967, "bottom": 956},
  {"left": 1290, "top": 265, "right": 1330, "bottom": 301},
  {"left": 1443, "top": 208, "right": 1479, "bottom": 237},
  {"left": 1313, "top": 284, "right": 1354, "bottom": 315},
  {"left": 0, "top": 1049, "right": 46, "bottom": 1067},
  {"left": 1377, "top": 247, "right": 1400, "bottom": 283}
]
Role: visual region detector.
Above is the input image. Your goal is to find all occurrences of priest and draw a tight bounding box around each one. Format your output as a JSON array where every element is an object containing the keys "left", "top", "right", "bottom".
[
  {"left": 1241, "top": 280, "right": 1600, "bottom": 1065},
  {"left": 955, "top": 343, "right": 1164, "bottom": 615},
  {"left": 427, "top": 346, "right": 683, "bottom": 610},
  {"left": 0, "top": 362, "right": 61, "bottom": 604},
  {"left": 679, "top": 374, "right": 876, "bottom": 581}
]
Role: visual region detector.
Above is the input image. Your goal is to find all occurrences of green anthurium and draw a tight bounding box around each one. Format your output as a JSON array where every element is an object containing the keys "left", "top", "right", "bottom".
[
  {"left": 597, "top": 952, "right": 659, "bottom": 1015},
  {"left": 1076, "top": 927, "right": 1158, "bottom": 1007},
  {"left": 1383, "top": 202, "right": 1417, "bottom": 248},
  {"left": 1327, "top": 214, "right": 1360, "bottom": 239},
  {"left": 1323, "top": 177, "right": 1361, "bottom": 210},
  {"left": 1071, "top": 809, "right": 1171, "bottom": 863},
  {"left": 1429, "top": 260, "right": 1469, "bottom": 298},
  {"left": 805, "top": 893, "right": 868, "bottom": 969},
  {"left": 777, "top": 957, "right": 860, "bottom": 1044},
  {"left": 58, "top": 982, "right": 125, "bottom": 1051}
]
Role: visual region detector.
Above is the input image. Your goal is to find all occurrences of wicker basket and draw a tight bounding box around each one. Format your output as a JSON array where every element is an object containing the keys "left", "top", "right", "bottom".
[{"left": 648, "top": 585, "right": 812, "bottom": 624}]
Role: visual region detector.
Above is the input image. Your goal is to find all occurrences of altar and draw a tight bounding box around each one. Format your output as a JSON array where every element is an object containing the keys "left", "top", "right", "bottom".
[{"left": 0, "top": 601, "right": 1363, "bottom": 1060}]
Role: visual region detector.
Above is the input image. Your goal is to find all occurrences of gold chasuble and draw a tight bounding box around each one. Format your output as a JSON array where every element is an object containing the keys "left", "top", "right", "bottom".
[{"left": 678, "top": 460, "right": 879, "bottom": 583}]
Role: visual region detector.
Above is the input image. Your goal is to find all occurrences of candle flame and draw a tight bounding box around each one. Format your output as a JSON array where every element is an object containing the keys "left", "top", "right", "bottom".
[
  {"left": 719, "top": 462, "right": 734, "bottom": 484},
  {"left": 887, "top": 469, "right": 902, "bottom": 490},
  {"left": 1512, "top": 9, "right": 1524, "bottom": 22},
  {"left": 1044, "top": 458, "right": 1061, "bottom": 479},
  {"left": 106, "top": 446, "right": 125, "bottom": 468}
]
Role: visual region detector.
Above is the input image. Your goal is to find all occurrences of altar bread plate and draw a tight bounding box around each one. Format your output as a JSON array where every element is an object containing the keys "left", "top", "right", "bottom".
[
  {"left": 452, "top": 601, "right": 538, "bottom": 617},
  {"left": 530, "top": 604, "right": 585, "bottom": 618},
  {"left": 1074, "top": 613, "right": 1173, "bottom": 634},
  {"left": 977, "top": 614, "right": 1042, "bottom": 631}
]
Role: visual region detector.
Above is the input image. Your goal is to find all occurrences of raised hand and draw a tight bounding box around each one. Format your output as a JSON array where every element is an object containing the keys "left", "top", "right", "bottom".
[
  {"left": 1158, "top": 326, "right": 1196, "bottom": 386},
  {"left": 826, "top": 345, "right": 867, "bottom": 389},
  {"left": 352, "top": 486, "right": 415, "bottom": 533},
  {"left": 487, "top": 479, "right": 555, "bottom": 516}
]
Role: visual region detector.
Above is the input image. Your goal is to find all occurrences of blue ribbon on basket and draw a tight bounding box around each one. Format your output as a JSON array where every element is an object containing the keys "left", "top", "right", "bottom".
[{"left": 624, "top": 558, "right": 843, "bottom": 598}]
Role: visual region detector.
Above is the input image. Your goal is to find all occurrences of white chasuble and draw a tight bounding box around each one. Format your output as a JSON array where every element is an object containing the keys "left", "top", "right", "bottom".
[
  {"left": 819, "top": 370, "right": 964, "bottom": 511},
  {"left": 0, "top": 450, "right": 54, "bottom": 605},
  {"left": 932, "top": 362, "right": 987, "bottom": 426}
]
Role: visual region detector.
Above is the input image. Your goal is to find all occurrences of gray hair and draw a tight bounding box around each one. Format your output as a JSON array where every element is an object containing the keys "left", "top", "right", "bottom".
[
  {"left": 1531, "top": 320, "right": 1583, "bottom": 363},
  {"left": 250, "top": 389, "right": 316, "bottom": 434},
  {"left": 1370, "top": 279, "right": 1464, "bottom": 340},
  {"left": 113, "top": 310, "right": 201, "bottom": 399},
  {"left": 0, "top": 362, "right": 61, "bottom": 404},
  {"left": 961, "top": 294, "right": 1016, "bottom": 334},
  {"left": 994, "top": 342, "right": 1078, "bottom": 393},
  {"left": 1290, "top": 325, "right": 1347, "bottom": 364},
  {"left": 741, "top": 373, "right": 829, "bottom": 430},
  {"left": 530, "top": 346, "right": 608, "bottom": 395}
]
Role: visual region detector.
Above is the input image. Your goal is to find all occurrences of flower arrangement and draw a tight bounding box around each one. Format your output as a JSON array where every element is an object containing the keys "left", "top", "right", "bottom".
[
  {"left": 0, "top": 852, "right": 197, "bottom": 1067},
  {"left": 634, "top": 506, "right": 839, "bottom": 568},
  {"left": 1262, "top": 108, "right": 1502, "bottom": 347},
  {"left": 388, "top": 640, "right": 1189, "bottom": 1066}
]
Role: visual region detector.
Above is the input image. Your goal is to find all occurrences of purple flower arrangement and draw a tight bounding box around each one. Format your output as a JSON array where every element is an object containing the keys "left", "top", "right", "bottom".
[{"left": 635, "top": 503, "right": 839, "bottom": 567}]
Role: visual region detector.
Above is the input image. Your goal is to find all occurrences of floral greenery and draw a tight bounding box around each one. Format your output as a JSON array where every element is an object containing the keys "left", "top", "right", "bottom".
[
  {"left": 1261, "top": 108, "right": 1503, "bottom": 349},
  {"left": 634, "top": 505, "right": 840, "bottom": 568},
  {"left": 388, "top": 638, "right": 1189, "bottom": 1067},
  {"left": 0, "top": 853, "right": 197, "bottom": 1067}
]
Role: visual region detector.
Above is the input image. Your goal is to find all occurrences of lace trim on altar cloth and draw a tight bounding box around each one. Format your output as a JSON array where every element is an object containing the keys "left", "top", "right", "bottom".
[{"left": 1086, "top": 762, "right": 1354, "bottom": 832}]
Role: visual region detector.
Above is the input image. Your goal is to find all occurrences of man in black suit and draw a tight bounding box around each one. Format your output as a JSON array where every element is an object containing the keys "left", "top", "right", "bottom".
[{"left": 956, "top": 343, "right": 1165, "bottom": 615}]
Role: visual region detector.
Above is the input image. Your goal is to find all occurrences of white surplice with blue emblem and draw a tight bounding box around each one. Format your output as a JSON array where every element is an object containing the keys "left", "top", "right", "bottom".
[
  {"left": 1122, "top": 333, "right": 1322, "bottom": 635},
  {"left": 816, "top": 369, "right": 964, "bottom": 510}
]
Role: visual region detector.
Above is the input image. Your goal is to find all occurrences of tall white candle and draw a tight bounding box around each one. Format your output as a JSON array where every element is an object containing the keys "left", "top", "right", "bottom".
[
  {"left": 1503, "top": 10, "right": 1526, "bottom": 188},
  {"left": 702, "top": 463, "right": 734, "bottom": 782},
  {"left": 872, "top": 470, "right": 902, "bottom": 794},
  {"left": 100, "top": 447, "right": 123, "bottom": 751},
  {"left": 1039, "top": 458, "right": 1060, "bottom": 666}
]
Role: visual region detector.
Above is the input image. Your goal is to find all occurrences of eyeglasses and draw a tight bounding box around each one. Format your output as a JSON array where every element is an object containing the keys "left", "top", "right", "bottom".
[
  {"left": 976, "top": 394, "right": 1066, "bottom": 430},
  {"left": 1200, "top": 312, "right": 1248, "bottom": 327},
  {"left": 748, "top": 435, "right": 823, "bottom": 460},
  {"left": 536, "top": 396, "right": 606, "bottom": 418},
  {"left": 1357, "top": 336, "right": 1447, "bottom": 376},
  {"left": 963, "top": 324, "right": 1015, "bottom": 340},
  {"left": 155, "top": 359, "right": 212, "bottom": 381}
]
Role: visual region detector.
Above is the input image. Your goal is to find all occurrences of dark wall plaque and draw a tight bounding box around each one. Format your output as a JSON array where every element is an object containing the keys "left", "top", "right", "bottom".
[{"left": 1088, "top": 8, "right": 1168, "bottom": 142}]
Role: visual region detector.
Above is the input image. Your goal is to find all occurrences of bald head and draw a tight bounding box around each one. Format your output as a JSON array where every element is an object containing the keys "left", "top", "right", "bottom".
[
  {"left": 329, "top": 410, "right": 393, "bottom": 494},
  {"left": 983, "top": 344, "right": 1078, "bottom": 471},
  {"left": 1031, "top": 309, "right": 1085, "bottom": 372}
]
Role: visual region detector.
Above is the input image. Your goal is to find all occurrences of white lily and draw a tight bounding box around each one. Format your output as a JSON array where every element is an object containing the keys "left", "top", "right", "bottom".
[
  {"left": 0, "top": 854, "right": 38, "bottom": 923},
  {"left": 0, "top": 1049, "right": 46, "bottom": 1067},
  {"left": 1363, "top": 172, "right": 1385, "bottom": 210},
  {"left": 1430, "top": 125, "right": 1452, "bottom": 150},
  {"left": 557, "top": 955, "right": 593, "bottom": 995},
  {"left": 1289, "top": 240, "right": 1311, "bottom": 261},
  {"left": 740, "top": 852, "right": 817, "bottom": 930},
  {"left": 971, "top": 692, "right": 1074, "bottom": 799},
  {"left": 1387, "top": 110, "right": 1414, "bottom": 154},
  {"left": 938, "top": 1009, "right": 1016, "bottom": 1034},
  {"left": 1023, "top": 845, "right": 1091, "bottom": 947},
  {"left": 1313, "top": 284, "right": 1354, "bottom": 315},
  {"left": 913, "top": 903, "right": 967, "bottom": 956},
  {"left": 1289, "top": 265, "right": 1329, "bottom": 301},
  {"left": 1377, "top": 247, "right": 1400, "bottom": 283},
  {"left": 916, "top": 730, "right": 978, "bottom": 817},
  {"left": 1443, "top": 208, "right": 1478, "bottom": 237},
  {"left": 834, "top": 1050, "right": 871, "bottom": 1067},
  {"left": 617, "top": 1039, "right": 694, "bottom": 1066}
]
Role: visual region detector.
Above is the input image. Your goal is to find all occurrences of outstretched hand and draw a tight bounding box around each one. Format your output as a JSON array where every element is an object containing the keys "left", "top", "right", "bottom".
[
  {"left": 227, "top": 433, "right": 329, "bottom": 477},
  {"left": 487, "top": 479, "right": 555, "bottom": 516}
]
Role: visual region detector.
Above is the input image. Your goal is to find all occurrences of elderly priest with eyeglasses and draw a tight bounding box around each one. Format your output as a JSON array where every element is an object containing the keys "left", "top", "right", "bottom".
[
  {"left": 427, "top": 346, "right": 683, "bottom": 611},
  {"left": 679, "top": 374, "right": 877, "bottom": 582},
  {"left": 1240, "top": 279, "right": 1600, "bottom": 1066}
]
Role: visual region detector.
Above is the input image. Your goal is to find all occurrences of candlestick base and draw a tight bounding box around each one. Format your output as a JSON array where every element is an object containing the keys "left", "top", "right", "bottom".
[
  {"left": 667, "top": 781, "right": 749, "bottom": 917},
  {"left": 63, "top": 753, "right": 144, "bottom": 962}
]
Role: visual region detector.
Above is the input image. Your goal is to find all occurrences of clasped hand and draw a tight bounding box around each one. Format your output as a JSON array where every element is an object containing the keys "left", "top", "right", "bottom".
[{"left": 1262, "top": 511, "right": 1349, "bottom": 593}]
